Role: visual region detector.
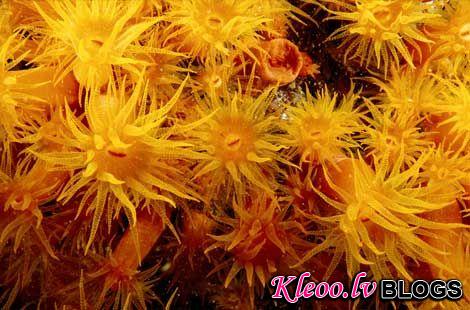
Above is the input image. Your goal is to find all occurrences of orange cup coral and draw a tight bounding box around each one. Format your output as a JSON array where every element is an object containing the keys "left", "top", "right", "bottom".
[{"left": 1, "top": 0, "right": 469, "bottom": 308}]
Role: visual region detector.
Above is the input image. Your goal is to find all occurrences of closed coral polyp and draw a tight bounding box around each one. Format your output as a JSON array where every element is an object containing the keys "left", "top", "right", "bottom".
[
  {"left": 258, "top": 38, "right": 304, "bottom": 85},
  {"left": 206, "top": 194, "right": 305, "bottom": 288}
]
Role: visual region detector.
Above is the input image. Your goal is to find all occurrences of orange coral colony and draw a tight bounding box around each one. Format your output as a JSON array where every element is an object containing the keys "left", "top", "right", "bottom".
[{"left": 0, "top": 0, "right": 469, "bottom": 309}]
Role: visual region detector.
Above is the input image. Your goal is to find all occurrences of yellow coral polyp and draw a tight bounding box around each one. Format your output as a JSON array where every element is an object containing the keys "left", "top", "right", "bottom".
[
  {"left": 430, "top": 232, "right": 470, "bottom": 308},
  {"left": 369, "top": 66, "right": 443, "bottom": 116},
  {"left": 193, "top": 59, "right": 239, "bottom": 97},
  {"left": 56, "top": 254, "right": 161, "bottom": 309},
  {"left": 192, "top": 85, "right": 288, "bottom": 199},
  {"left": 164, "top": 0, "right": 281, "bottom": 63},
  {"left": 299, "top": 151, "right": 462, "bottom": 280},
  {"left": 431, "top": 77, "right": 470, "bottom": 145},
  {"left": 35, "top": 77, "right": 202, "bottom": 252},
  {"left": 0, "top": 160, "right": 64, "bottom": 259},
  {"left": 421, "top": 145, "right": 470, "bottom": 196},
  {"left": 416, "top": 230, "right": 470, "bottom": 310},
  {"left": 0, "top": 35, "right": 44, "bottom": 138},
  {"left": 322, "top": 0, "right": 439, "bottom": 70},
  {"left": 212, "top": 117, "right": 257, "bottom": 164},
  {"left": 428, "top": 1, "right": 470, "bottom": 61},
  {"left": 363, "top": 103, "right": 432, "bottom": 167},
  {"left": 0, "top": 2, "right": 10, "bottom": 42},
  {"left": 133, "top": 26, "right": 191, "bottom": 102},
  {"left": 31, "top": 0, "right": 155, "bottom": 87},
  {"left": 283, "top": 87, "right": 363, "bottom": 166},
  {"left": 256, "top": 0, "right": 309, "bottom": 38}
]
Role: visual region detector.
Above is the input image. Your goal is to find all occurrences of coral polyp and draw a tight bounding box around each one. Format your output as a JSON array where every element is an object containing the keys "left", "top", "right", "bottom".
[
  {"left": 369, "top": 66, "right": 442, "bottom": 116},
  {"left": 423, "top": 231, "right": 470, "bottom": 309},
  {"left": 426, "top": 1, "right": 470, "bottom": 65},
  {"left": 206, "top": 194, "right": 307, "bottom": 289},
  {"left": 363, "top": 103, "right": 432, "bottom": 167},
  {"left": 0, "top": 34, "right": 77, "bottom": 139},
  {"left": 134, "top": 26, "right": 191, "bottom": 102},
  {"left": 283, "top": 86, "right": 363, "bottom": 166},
  {"left": 191, "top": 84, "right": 288, "bottom": 199},
  {"left": 30, "top": 0, "right": 156, "bottom": 87},
  {"left": 421, "top": 145, "right": 470, "bottom": 195},
  {"left": 257, "top": 38, "right": 305, "bottom": 85},
  {"left": 318, "top": 0, "right": 439, "bottom": 71},
  {"left": 257, "top": 0, "right": 309, "bottom": 38},
  {"left": 299, "top": 152, "right": 462, "bottom": 280},
  {"left": 0, "top": 159, "right": 67, "bottom": 307},
  {"left": 35, "top": 78, "right": 202, "bottom": 252},
  {"left": 164, "top": 0, "right": 300, "bottom": 64},
  {"left": 0, "top": 35, "right": 35, "bottom": 138},
  {"left": 428, "top": 77, "right": 470, "bottom": 147},
  {"left": 0, "top": 160, "right": 63, "bottom": 259}
]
